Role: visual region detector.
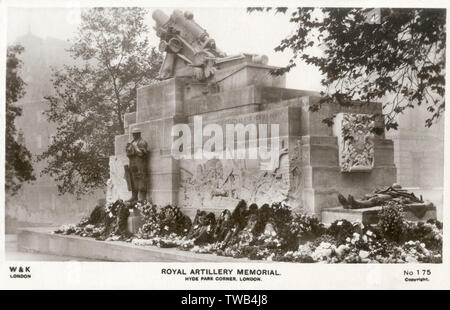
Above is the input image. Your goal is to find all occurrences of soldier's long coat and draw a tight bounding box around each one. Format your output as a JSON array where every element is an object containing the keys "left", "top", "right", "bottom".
[{"left": 126, "top": 138, "right": 149, "bottom": 192}]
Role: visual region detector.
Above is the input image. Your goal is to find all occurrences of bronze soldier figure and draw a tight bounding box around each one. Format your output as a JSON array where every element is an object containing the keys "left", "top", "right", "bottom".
[
  {"left": 125, "top": 128, "right": 149, "bottom": 202},
  {"left": 337, "top": 183, "right": 431, "bottom": 210}
]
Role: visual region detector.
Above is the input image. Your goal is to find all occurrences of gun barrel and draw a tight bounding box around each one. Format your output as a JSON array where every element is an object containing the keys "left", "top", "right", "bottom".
[
  {"left": 171, "top": 9, "right": 208, "bottom": 42},
  {"left": 152, "top": 9, "right": 170, "bottom": 27}
]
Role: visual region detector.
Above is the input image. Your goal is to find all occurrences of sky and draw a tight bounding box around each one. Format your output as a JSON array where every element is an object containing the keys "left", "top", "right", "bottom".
[{"left": 6, "top": 7, "right": 324, "bottom": 91}]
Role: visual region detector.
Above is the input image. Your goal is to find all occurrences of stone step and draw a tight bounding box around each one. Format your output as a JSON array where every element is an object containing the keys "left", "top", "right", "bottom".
[
  {"left": 321, "top": 207, "right": 381, "bottom": 225},
  {"left": 16, "top": 227, "right": 249, "bottom": 262}
]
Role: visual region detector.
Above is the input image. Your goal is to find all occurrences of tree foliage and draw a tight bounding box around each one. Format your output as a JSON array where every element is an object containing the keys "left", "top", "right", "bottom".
[
  {"left": 248, "top": 8, "right": 445, "bottom": 129},
  {"left": 5, "top": 45, "right": 35, "bottom": 195},
  {"left": 39, "top": 8, "right": 162, "bottom": 197}
]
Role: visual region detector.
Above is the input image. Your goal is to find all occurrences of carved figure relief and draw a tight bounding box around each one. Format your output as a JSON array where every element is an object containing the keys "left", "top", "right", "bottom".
[
  {"left": 178, "top": 144, "right": 303, "bottom": 209},
  {"left": 335, "top": 113, "right": 375, "bottom": 172}
]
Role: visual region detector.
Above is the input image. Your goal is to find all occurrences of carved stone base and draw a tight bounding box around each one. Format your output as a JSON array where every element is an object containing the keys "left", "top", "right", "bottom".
[
  {"left": 321, "top": 204, "right": 437, "bottom": 225},
  {"left": 109, "top": 75, "right": 398, "bottom": 219}
]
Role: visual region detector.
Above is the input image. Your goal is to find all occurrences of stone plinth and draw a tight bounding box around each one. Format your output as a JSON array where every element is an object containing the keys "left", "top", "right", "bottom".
[
  {"left": 16, "top": 227, "right": 247, "bottom": 262},
  {"left": 137, "top": 78, "right": 184, "bottom": 123},
  {"left": 321, "top": 204, "right": 437, "bottom": 225},
  {"left": 107, "top": 61, "right": 398, "bottom": 219},
  {"left": 214, "top": 62, "right": 286, "bottom": 91}
]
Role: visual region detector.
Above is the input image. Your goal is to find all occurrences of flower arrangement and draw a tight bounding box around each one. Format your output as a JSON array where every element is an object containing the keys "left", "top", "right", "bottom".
[
  {"left": 54, "top": 198, "right": 443, "bottom": 263},
  {"left": 157, "top": 205, "right": 192, "bottom": 236},
  {"left": 378, "top": 200, "right": 405, "bottom": 242},
  {"left": 135, "top": 201, "right": 162, "bottom": 238},
  {"left": 290, "top": 213, "right": 326, "bottom": 243},
  {"left": 53, "top": 220, "right": 105, "bottom": 238},
  {"left": 326, "top": 219, "right": 361, "bottom": 245},
  {"left": 135, "top": 203, "right": 192, "bottom": 239},
  {"left": 402, "top": 220, "right": 442, "bottom": 250}
]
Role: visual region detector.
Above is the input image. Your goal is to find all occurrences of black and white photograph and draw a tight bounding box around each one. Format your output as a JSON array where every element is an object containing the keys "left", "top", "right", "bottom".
[{"left": 1, "top": 0, "right": 449, "bottom": 290}]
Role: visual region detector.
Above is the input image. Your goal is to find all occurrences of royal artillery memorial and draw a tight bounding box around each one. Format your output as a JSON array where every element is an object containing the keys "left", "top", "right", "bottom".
[{"left": 107, "top": 9, "right": 401, "bottom": 221}]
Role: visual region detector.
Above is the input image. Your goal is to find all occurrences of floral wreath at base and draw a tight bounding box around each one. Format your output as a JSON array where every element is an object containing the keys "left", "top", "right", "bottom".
[{"left": 54, "top": 199, "right": 442, "bottom": 263}]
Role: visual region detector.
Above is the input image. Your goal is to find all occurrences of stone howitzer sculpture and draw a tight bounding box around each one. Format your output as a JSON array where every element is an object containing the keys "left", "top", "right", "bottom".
[
  {"left": 152, "top": 9, "right": 269, "bottom": 82},
  {"left": 153, "top": 9, "right": 226, "bottom": 81}
]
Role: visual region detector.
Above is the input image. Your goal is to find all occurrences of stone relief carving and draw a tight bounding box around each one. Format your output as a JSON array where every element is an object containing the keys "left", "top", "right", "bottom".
[
  {"left": 107, "top": 155, "right": 131, "bottom": 203},
  {"left": 287, "top": 139, "right": 302, "bottom": 203},
  {"left": 335, "top": 113, "right": 375, "bottom": 172},
  {"left": 178, "top": 144, "right": 303, "bottom": 209}
]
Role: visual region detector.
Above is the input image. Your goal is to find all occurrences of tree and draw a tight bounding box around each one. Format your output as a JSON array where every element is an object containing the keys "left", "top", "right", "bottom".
[
  {"left": 248, "top": 8, "right": 445, "bottom": 129},
  {"left": 5, "top": 45, "right": 35, "bottom": 195},
  {"left": 39, "top": 8, "right": 162, "bottom": 197}
]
